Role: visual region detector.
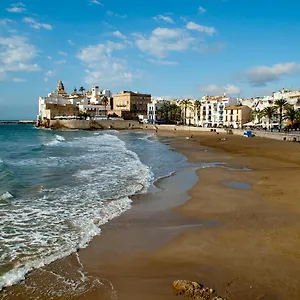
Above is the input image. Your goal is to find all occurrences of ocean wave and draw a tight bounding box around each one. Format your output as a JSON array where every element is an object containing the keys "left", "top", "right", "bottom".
[
  {"left": 0, "top": 133, "right": 153, "bottom": 291},
  {"left": 0, "top": 196, "right": 132, "bottom": 291},
  {"left": 0, "top": 191, "right": 13, "bottom": 201},
  {"left": 43, "top": 134, "right": 65, "bottom": 146}
]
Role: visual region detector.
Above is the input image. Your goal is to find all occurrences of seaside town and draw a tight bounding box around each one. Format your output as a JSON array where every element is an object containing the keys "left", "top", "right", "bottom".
[{"left": 38, "top": 80, "right": 300, "bottom": 131}]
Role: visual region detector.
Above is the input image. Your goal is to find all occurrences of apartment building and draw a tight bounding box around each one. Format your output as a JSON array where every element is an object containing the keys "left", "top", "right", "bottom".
[
  {"left": 112, "top": 91, "right": 151, "bottom": 118},
  {"left": 224, "top": 105, "right": 252, "bottom": 128}
]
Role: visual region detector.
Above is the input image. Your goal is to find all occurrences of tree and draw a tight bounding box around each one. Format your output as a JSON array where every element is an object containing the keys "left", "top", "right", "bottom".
[
  {"left": 180, "top": 99, "right": 192, "bottom": 125},
  {"left": 262, "top": 107, "right": 276, "bottom": 129},
  {"left": 101, "top": 96, "right": 109, "bottom": 116},
  {"left": 275, "top": 98, "right": 288, "bottom": 130},
  {"left": 193, "top": 100, "right": 201, "bottom": 126},
  {"left": 252, "top": 109, "right": 263, "bottom": 124},
  {"left": 158, "top": 102, "right": 181, "bottom": 124},
  {"left": 74, "top": 87, "right": 77, "bottom": 93},
  {"left": 283, "top": 106, "right": 300, "bottom": 130},
  {"left": 79, "top": 86, "right": 85, "bottom": 95}
]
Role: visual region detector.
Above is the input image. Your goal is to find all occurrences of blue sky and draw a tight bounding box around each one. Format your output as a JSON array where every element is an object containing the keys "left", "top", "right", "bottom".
[{"left": 1, "top": 0, "right": 300, "bottom": 119}]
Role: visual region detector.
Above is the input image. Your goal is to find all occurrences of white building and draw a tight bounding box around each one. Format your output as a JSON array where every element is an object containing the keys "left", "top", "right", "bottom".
[
  {"left": 38, "top": 81, "right": 74, "bottom": 120},
  {"left": 147, "top": 99, "right": 169, "bottom": 124},
  {"left": 90, "top": 86, "right": 112, "bottom": 104},
  {"left": 78, "top": 104, "right": 111, "bottom": 117},
  {"left": 199, "top": 95, "right": 238, "bottom": 127}
]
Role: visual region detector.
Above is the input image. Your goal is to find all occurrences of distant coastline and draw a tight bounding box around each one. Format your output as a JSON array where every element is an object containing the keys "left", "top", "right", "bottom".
[{"left": 0, "top": 120, "right": 35, "bottom": 124}]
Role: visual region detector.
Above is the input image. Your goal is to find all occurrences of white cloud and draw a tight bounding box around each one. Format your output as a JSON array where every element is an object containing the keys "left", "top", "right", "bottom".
[
  {"left": 148, "top": 59, "right": 178, "bottom": 65},
  {"left": 136, "top": 27, "right": 194, "bottom": 58},
  {"left": 67, "top": 40, "right": 75, "bottom": 46},
  {"left": 198, "top": 6, "right": 206, "bottom": 13},
  {"left": 246, "top": 62, "right": 300, "bottom": 87},
  {"left": 107, "top": 11, "right": 127, "bottom": 18},
  {"left": 58, "top": 51, "right": 67, "bottom": 56},
  {"left": 90, "top": 0, "right": 104, "bottom": 5},
  {"left": 77, "top": 41, "right": 134, "bottom": 84},
  {"left": 6, "top": 3, "right": 26, "bottom": 13},
  {"left": 44, "top": 70, "right": 55, "bottom": 82},
  {"left": 200, "top": 84, "right": 241, "bottom": 95},
  {"left": 0, "top": 36, "right": 40, "bottom": 80},
  {"left": 23, "top": 17, "right": 52, "bottom": 30},
  {"left": 186, "top": 22, "right": 216, "bottom": 36},
  {"left": 12, "top": 77, "right": 26, "bottom": 82},
  {"left": 0, "top": 19, "right": 13, "bottom": 26},
  {"left": 112, "top": 31, "right": 126, "bottom": 39},
  {"left": 153, "top": 15, "right": 174, "bottom": 24},
  {"left": 47, "top": 56, "right": 52, "bottom": 60},
  {"left": 54, "top": 60, "right": 66, "bottom": 64}
]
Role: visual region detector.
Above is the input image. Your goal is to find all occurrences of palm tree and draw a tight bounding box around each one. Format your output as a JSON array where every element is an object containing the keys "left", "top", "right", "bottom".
[
  {"left": 193, "top": 100, "right": 201, "bottom": 126},
  {"left": 283, "top": 106, "right": 300, "bottom": 130},
  {"left": 79, "top": 86, "right": 85, "bottom": 95},
  {"left": 251, "top": 109, "right": 263, "bottom": 124},
  {"left": 102, "top": 96, "right": 109, "bottom": 116},
  {"left": 275, "top": 98, "right": 288, "bottom": 130},
  {"left": 180, "top": 99, "right": 192, "bottom": 125},
  {"left": 262, "top": 107, "right": 276, "bottom": 129}
]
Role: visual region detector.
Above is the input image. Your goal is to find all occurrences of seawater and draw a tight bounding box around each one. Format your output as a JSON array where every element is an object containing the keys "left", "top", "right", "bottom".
[{"left": 0, "top": 125, "right": 187, "bottom": 291}]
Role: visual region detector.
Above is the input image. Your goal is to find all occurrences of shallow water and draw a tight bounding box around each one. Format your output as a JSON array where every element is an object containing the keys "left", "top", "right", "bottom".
[
  {"left": 0, "top": 125, "right": 188, "bottom": 291},
  {"left": 223, "top": 181, "right": 252, "bottom": 190}
]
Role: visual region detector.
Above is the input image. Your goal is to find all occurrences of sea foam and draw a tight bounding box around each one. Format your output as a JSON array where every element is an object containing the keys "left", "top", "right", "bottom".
[{"left": 0, "top": 133, "right": 153, "bottom": 291}]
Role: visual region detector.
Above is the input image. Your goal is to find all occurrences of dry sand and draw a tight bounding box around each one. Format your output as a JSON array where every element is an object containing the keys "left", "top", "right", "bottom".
[{"left": 2, "top": 130, "right": 300, "bottom": 300}]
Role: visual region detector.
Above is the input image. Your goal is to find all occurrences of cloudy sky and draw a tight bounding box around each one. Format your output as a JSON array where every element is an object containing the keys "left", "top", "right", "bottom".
[{"left": 1, "top": 0, "right": 300, "bottom": 119}]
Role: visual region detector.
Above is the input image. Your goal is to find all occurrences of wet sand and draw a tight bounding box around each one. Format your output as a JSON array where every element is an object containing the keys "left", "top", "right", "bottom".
[{"left": 2, "top": 130, "right": 300, "bottom": 299}]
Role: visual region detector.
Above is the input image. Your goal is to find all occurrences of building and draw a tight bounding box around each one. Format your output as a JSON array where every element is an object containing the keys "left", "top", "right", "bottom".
[
  {"left": 224, "top": 105, "right": 252, "bottom": 128},
  {"left": 112, "top": 91, "right": 151, "bottom": 119},
  {"left": 38, "top": 81, "right": 113, "bottom": 122},
  {"left": 147, "top": 99, "right": 168, "bottom": 124},
  {"left": 38, "top": 81, "right": 72, "bottom": 121},
  {"left": 198, "top": 95, "right": 238, "bottom": 127},
  {"left": 90, "top": 86, "right": 112, "bottom": 104},
  {"left": 78, "top": 104, "right": 111, "bottom": 118}
]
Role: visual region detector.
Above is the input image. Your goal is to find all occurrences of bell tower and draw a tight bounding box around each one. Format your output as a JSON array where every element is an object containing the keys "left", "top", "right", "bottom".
[{"left": 56, "top": 80, "right": 67, "bottom": 95}]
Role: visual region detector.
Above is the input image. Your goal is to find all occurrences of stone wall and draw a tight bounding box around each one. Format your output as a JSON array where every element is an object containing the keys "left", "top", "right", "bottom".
[{"left": 46, "top": 119, "right": 143, "bottom": 130}]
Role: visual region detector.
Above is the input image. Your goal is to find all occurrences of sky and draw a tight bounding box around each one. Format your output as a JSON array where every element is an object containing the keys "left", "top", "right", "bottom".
[{"left": 1, "top": 0, "right": 300, "bottom": 119}]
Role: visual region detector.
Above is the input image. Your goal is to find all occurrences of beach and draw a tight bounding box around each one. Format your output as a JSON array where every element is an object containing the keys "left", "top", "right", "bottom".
[{"left": 1, "top": 129, "right": 300, "bottom": 299}]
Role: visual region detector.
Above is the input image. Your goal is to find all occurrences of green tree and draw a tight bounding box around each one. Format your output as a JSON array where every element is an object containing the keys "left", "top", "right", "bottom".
[
  {"left": 193, "top": 100, "right": 201, "bottom": 126},
  {"left": 262, "top": 107, "right": 276, "bottom": 129},
  {"left": 275, "top": 98, "right": 288, "bottom": 130},
  {"left": 101, "top": 96, "right": 109, "bottom": 116},
  {"left": 252, "top": 109, "right": 263, "bottom": 123},
  {"left": 158, "top": 102, "right": 181, "bottom": 124},
  {"left": 180, "top": 99, "right": 192, "bottom": 125},
  {"left": 283, "top": 106, "right": 300, "bottom": 130},
  {"left": 74, "top": 87, "right": 77, "bottom": 93},
  {"left": 79, "top": 86, "right": 85, "bottom": 95}
]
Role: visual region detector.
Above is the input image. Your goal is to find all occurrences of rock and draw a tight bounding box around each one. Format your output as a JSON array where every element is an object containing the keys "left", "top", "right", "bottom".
[{"left": 173, "top": 280, "right": 227, "bottom": 300}]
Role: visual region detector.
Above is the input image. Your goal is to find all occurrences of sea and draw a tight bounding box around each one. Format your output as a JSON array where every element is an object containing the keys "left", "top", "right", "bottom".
[{"left": 0, "top": 124, "right": 187, "bottom": 292}]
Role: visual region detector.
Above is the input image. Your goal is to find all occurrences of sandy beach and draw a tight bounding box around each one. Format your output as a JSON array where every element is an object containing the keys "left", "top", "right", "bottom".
[{"left": 2, "top": 130, "right": 300, "bottom": 300}]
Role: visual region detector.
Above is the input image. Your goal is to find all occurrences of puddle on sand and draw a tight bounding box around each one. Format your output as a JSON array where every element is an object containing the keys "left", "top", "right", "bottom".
[{"left": 222, "top": 181, "right": 252, "bottom": 190}]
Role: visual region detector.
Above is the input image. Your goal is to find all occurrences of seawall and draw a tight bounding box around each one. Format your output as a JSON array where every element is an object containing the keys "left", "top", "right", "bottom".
[{"left": 39, "top": 119, "right": 143, "bottom": 130}]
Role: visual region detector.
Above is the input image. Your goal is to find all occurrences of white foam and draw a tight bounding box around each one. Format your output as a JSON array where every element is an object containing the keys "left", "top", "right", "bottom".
[
  {"left": 0, "top": 191, "right": 13, "bottom": 201},
  {"left": 43, "top": 134, "right": 65, "bottom": 146},
  {"left": 0, "top": 133, "right": 153, "bottom": 291},
  {"left": 55, "top": 134, "right": 65, "bottom": 141}
]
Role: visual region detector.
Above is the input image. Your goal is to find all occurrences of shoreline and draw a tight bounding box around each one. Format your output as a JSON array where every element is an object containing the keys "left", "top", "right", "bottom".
[
  {"left": 0, "top": 133, "right": 203, "bottom": 299},
  {"left": 1, "top": 130, "right": 300, "bottom": 299}
]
